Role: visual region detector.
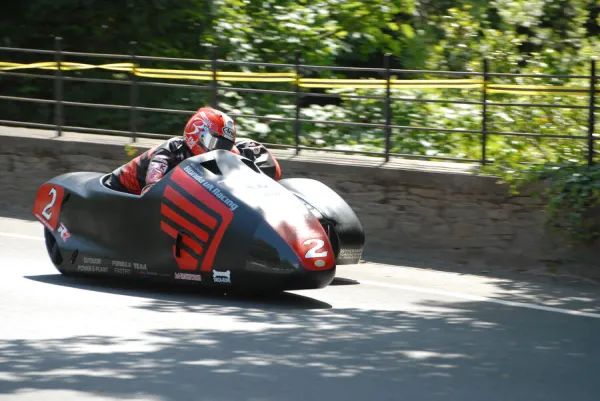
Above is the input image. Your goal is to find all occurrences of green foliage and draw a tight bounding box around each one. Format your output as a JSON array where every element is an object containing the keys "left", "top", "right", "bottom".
[{"left": 483, "top": 161, "right": 600, "bottom": 244}]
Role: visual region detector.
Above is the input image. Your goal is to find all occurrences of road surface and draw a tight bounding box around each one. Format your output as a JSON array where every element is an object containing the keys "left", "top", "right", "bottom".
[{"left": 1, "top": 216, "right": 600, "bottom": 401}]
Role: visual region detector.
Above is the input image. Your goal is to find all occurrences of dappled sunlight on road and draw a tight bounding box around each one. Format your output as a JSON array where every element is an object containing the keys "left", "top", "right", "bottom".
[{"left": 1, "top": 273, "right": 599, "bottom": 401}]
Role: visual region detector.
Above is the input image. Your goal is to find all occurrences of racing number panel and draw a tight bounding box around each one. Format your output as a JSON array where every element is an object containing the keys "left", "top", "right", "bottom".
[{"left": 32, "top": 184, "right": 65, "bottom": 232}]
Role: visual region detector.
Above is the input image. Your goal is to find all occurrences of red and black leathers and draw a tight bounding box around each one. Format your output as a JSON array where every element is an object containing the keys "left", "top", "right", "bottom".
[
  {"left": 106, "top": 138, "right": 281, "bottom": 195},
  {"left": 106, "top": 137, "right": 194, "bottom": 195}
]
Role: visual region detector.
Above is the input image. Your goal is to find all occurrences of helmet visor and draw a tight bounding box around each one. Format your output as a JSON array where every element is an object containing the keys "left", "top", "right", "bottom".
[{"left": 200, "top": 129, "right": 234, "bottom": 152}]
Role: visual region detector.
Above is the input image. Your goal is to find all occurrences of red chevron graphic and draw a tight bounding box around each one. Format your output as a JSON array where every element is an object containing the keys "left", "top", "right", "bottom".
[
  {"left": 164, "top": 185, "right": 218, "bottom": 230},
  {"left": 160, "top": 221, "right": 205, "bottom": 255},
  {"left": 160, "top": 221, "right": 202, "bottom": 271},
  {"left": 161, "top": 203, "right": 209, "bottom": 243},
  {"left": 171, "top": 168, "right": 234, "bottom": 272},
  {"left": 160, "top": 184, "right": 213, "bottom": 271}
]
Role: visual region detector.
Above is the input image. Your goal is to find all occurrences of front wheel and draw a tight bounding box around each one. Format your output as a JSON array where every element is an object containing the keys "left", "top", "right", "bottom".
[{"left": 44, "top": 228, "right": 70, "bottom": 275}]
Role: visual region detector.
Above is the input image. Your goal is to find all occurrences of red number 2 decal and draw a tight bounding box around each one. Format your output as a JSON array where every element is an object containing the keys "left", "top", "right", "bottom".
[
  {"left": 32, "top": 184, "right": 65, "bottom": 231},
  {"left": 41, "top": 188, "right": 57, "bottom": 221},
  {"left": 303, "top": 239, "right": 329, "bottom": 258}
]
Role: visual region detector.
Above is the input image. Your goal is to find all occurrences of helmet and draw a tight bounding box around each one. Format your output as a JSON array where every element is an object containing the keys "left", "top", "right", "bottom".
[{"left": 183, "top": 107, "right": 236, "bottom": 155}]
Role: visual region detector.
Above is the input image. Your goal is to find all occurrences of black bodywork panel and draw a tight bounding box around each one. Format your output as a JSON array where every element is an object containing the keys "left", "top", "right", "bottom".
[{"left": 34, "top": 150, "right": 365, "bottom": 292}]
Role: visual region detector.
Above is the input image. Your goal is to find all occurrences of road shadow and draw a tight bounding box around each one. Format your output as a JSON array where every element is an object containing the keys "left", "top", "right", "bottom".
[
  {"left": 3, "top": 276, "right": 600, "bottom": 401},
  {"left": 329, "top": 277, "right": 360, "bottom": 286},
  {"left": 25, "top": 273, "right": 334, "bottom": 311}
]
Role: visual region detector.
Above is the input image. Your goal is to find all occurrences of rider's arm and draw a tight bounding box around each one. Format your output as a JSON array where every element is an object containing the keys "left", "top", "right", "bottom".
[
  {"left": 234, "top": 139, "right": 281, "bottom": 181},
  {"left": 141, "top": 154, "right": 171, "bottom": 194}
]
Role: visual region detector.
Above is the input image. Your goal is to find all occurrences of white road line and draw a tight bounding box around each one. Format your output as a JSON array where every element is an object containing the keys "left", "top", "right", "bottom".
[
  {"left": 361, "top": 280, "right": 600, "bottom": 319},
  {"left": 0, "top": 232, "right": 44, "bottom": 241}
]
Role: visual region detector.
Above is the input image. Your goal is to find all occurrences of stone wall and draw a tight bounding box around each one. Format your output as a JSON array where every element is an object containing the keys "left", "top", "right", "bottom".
[
  {"left": 1, "top": 126, "right": 598, "bottom": 277},
  {"left": 277, "top": 156, "right": 561, "bottom": 267}
]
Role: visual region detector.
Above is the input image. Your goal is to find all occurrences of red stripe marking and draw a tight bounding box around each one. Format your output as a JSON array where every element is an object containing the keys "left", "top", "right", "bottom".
[
  {"left": 160, "top": 220, "right": 178, "bottom": 238},
  {"left": 164, "top": 185, "right": 217, "bottom": 229},
  {"left": 161, "top": 221, "right": 201, "bottom": 270},
  {"left": 171, "top": 168, "right": 234, "bottom": 272},
  {"left": 161, "top": 203, "right": 209, "bottom": 243},
  {"left": 160, "top": 221, "right": 205, "bottom": 256},
  {"left": 172, "top": 247, "right": 197, "bottom": 270},
  {"left": 182, "top": 236, "right": 204, "bottom": 256}
]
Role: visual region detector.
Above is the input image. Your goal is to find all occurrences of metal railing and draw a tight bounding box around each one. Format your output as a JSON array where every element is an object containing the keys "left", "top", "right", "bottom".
[{"left": 0, "top": 37, "right": 598, "bottom": 165}]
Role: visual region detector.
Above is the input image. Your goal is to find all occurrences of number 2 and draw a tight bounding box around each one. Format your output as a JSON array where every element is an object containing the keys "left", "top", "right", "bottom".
[
  {"left": 303, "top": 239, "right": 328, "bottom": 258},
  {"left": 42, "top": 188, "right": 57, "bottom": 221}
]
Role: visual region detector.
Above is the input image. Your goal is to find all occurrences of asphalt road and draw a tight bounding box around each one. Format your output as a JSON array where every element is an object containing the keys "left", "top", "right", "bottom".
[{"left": 1, "top": 217, "right": 600, "bottom": 401}]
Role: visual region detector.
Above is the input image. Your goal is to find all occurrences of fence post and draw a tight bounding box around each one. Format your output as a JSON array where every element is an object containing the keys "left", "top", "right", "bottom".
[
  {"left": 588, "top": 59, "right": 596, "bottom": 166},
  {"left": 294, "top": 50, "right": 302, "bottom": 155},
  {"left": 481, "top": 58, "right": 489, "bottom": 165},
  {"left": 129, "top": 41, "right": 139, "bottom": 143},
  {"left": 384, "top": 53, "right": 392, "bottom": 162},
  {"left": 211, "top": 45, "right": 218, "bottom": 108},
  {"left": 54, "top": 37, "right": 64, "bottom": 137}
]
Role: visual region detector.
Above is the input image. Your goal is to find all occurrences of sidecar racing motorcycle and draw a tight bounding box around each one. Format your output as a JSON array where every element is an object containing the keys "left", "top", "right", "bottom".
[{"left": 32, "top": 149, "right": 365, "bottom": 292}]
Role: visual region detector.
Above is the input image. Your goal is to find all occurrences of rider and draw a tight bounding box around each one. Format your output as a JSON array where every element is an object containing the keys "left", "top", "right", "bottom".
[{"left": 105, "top": 107, "right": 281, "bottom": 195}]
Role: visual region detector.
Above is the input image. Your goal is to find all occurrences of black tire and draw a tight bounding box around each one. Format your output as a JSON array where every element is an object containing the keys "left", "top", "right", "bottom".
[{"left": 44, "top": 228, "right": 69, "bottom": 275}]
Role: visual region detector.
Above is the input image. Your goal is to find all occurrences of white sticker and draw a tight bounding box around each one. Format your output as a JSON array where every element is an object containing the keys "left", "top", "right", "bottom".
[
  {"left": 222, "top": 120, "right": 235, "bottom": 141},
  {"left": 175, "top": 272, "right": 202, "bottom": 281},
  {"left": 57, "top": 223, "right": 71, "bottom": 243},
  {"left": 213, "top": 270, "right": 231, "bottom": 284}
]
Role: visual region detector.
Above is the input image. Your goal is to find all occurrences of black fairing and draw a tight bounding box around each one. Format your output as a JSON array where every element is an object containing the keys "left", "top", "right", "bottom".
[
  {"left": 38, "top": 150, "right": 339, "bottom": 291},
  {"left": 278, "top": 178, "right": 365, "bottom": 265}
]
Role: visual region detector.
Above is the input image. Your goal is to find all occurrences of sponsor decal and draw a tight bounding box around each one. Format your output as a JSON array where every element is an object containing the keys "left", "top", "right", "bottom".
[
  {"left": 183, "top": 165, "right": 239, "bottom": 211},
  {"left": 314, "top": 260, "right": 326, "bottom": 268},
  {"left": 83, "top": 257, "right": 102, "bottom": 265},
  {"left": 114, "top": 268, "right": 131, "bottom": 275},
  {"left": 133, "top": 262, "right": 147, "bottom": 270},
  {"left": 111, "top": 260, "right": 147, "bottom": 270},
  {"left": 152, "top": 160, "right": 169, "bottom": 174},
  {"left": 222, "top": 119, "right": 235, "bottom": 141},
  {"left": 185, "top": 116, "right": 210, "bottom": 149},
  {"left": 199, "top": 112, "right": 212, "bottom": 129},
  {"left": 213, "top": 269, "right": 231, "bottom": 284},
  {"left": 77, "top": 265, "right": 108, "bottom": 273},
  {"left": 218, "top": 179, "right": 282, "bottom": 198},
  {"left": 112, "top": 260, "right": 132, "bottom": 268},
  {"left": 57, "top": 222, "right": 71, "bottom": 243},
  {"left": 147, "top": 161, "right": 169, "bottom": 183},
  {"left": 211, "top": 188, "right": 238, "bottom": 211},
  {"left": 185, "top": 132, "right": 199, "bottom": 149},
  {"left": 175, "top": 272, "right": 202, "bottom": 281},
  {"left": 339, "top": 248, "right": 363, "bottom": 260}
]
